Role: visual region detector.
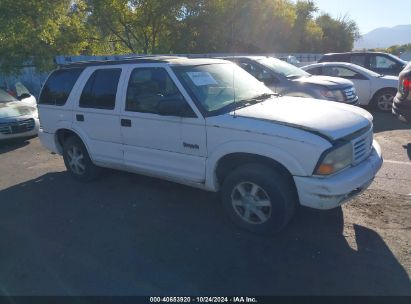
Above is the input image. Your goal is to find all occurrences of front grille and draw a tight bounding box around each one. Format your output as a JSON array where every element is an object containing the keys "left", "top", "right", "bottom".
[
  {"left": 0, "top": 118, "right": 35, "bottom": 135},
  {"left": 351, "top": 128, "right": 373, "bottom": 165},
  {"left": 344, "top": 87, "right": 358, "bottom": 103}
]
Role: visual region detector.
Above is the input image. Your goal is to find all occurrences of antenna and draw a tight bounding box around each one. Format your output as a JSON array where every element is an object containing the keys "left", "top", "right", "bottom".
[{"left": 232, "top": 0, "right": 237, "bottom": 118}]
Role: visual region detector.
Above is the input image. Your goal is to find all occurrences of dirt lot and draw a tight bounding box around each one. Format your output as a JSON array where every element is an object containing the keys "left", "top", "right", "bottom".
[{"left": 0, "top": 112, "right": 410, "bottom": 296}]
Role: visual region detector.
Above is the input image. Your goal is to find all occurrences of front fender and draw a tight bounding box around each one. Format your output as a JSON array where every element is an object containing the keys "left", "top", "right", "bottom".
[{"left": 205, "top": 140, "right": 308, "bottom": 191}]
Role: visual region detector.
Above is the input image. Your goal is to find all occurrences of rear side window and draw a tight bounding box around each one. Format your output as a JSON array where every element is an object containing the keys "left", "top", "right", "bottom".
[
  {"left": 80, "top": 69, "right": 121, "bottom": 110},
  {"left": 39, "top": 68, "right": 83, "bottom": 105},
  {"left": 350, "top": 55, "right": 366, "bottom": 67}
]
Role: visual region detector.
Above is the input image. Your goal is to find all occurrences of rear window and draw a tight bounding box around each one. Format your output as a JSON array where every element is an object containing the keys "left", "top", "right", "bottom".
[{"left": 39, "top": 68, "right": 84, "bottom": 106}]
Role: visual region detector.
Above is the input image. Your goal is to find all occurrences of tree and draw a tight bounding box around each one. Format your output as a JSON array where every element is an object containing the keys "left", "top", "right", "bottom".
[
  {"left": 87, "top": 0, "right": 185, "bottom": 54},
  {"left": 0, "top": 0, "right": 362, "bottom": 73},
  {"left": 316, "top": 13, "right": 360, "bottom": 52},
  {"left": 0, "top": 0, "right": 91, "bottom": 72}
]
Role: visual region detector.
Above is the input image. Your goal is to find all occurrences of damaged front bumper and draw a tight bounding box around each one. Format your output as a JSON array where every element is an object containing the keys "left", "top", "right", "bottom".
[{"left": 293, "top": 140, "right": 383, "bottom": 210}]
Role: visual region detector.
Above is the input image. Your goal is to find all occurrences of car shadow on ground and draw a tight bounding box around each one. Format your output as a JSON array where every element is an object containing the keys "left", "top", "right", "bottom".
[
  {"left": 0, "top": 171, "right": 410, "bottom": 296},
  {"left": 372, "top": 112, "right": 411, "bottom": 133},
  {"left": 404, "top": 143, "right": 411, "bottom": 160},
  {"left": 0, "top": 137, "right": 35, "bottom": 154}
]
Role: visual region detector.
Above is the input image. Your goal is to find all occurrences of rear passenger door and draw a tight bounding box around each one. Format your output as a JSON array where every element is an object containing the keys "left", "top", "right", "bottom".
[
  {"left": 72, "top": 67, "right": 125, "bottom": 165},
  {"left": 119, "top": 65, "right": 207, "bottom": 183}
]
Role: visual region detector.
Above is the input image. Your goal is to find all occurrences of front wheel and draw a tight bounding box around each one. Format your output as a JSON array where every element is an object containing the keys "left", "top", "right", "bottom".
[
  {"left": 372, "top": 89, "right": 396, "bottom": 112},
  {"left": 221, "top": 163, "right": 298, "bottom": 234}
]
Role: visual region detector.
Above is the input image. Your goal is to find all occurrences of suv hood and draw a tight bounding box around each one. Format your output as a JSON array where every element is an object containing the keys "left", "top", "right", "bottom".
[
  {"left": 0, "top": 101, "right": 36, "bottom": 119},
  {"left": 233, "top": 97, "right": 372, "bottom": 141},
  {"left": 294, "top": 75, "right": 353, "bottom": 89}
]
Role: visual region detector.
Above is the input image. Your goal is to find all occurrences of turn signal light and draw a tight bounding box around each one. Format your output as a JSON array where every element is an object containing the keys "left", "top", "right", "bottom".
[{"left": 316, "top": 164, "right": 335, "bottom": 175}]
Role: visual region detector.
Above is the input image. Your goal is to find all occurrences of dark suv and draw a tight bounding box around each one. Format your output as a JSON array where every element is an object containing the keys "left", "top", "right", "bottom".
[
  {"left": 318, "top": 52, "right": 407, "bottom": 76},
  {"left": 392, "top": 62, "right": 411, "bottom": 123}
]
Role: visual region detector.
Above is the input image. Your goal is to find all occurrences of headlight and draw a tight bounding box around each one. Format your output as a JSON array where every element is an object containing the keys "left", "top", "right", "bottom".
[
  {"left": 32, "top": 109, "right": 39, "bottom": 119},
  {"left": 314, "top": 142, "right": 352, "bottom": 175},
  {"left": 320, "top": 89, "right": 345, "bottom": 102}
]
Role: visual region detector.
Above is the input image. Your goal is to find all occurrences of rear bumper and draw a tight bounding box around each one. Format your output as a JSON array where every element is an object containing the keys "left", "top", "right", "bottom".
[
  {"left": 294, "top": 140, "right": 383, "bottom": 210},
  {"left": 392, "top": 97, "right": 411, "bottom": 122},
  {"left": 38, "top": 129, "right": 61, "bottom": 154}
]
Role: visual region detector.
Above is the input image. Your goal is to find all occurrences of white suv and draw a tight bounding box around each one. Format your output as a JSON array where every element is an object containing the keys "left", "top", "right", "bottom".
[{"left": 38, "top": 57, "right": 383, "bottom": 234}]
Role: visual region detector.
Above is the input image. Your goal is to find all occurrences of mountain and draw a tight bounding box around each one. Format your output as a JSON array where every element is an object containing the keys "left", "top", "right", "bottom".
[{"left": 354, "top": 24, "right": 411, "bottom": 50}]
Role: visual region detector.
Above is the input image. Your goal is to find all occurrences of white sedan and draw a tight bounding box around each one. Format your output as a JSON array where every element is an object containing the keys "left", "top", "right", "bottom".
[{"left": 302, "top": 62, "right": 399, "bottom": 111}]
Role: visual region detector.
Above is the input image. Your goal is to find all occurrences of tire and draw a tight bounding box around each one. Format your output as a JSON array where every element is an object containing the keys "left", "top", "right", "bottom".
[
  {"left": 221, "top": 163, "right": 298, "bottom": 235},
  {"left": 62, "top": 136, "right": 101, "bottom": 182},
  {"left": 371, "top": 89, "right": 396, "bottom": 112}
]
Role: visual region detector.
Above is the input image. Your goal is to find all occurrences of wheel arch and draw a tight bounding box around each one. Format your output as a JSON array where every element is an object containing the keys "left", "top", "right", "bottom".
[
  {"left": 55, "top": 128, "right": 91, "bottom": 157},
  {"left": 371, "top": 87, "right": 397, "bottom": 101},
  {"left": 206, "top": 142, "right": 307, "bottom": 192},
  {"left": 215, "top": 152, "right": 295, "bottom": 186}
]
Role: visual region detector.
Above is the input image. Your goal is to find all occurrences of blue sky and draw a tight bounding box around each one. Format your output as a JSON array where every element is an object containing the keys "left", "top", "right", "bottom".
[{"left": 312, "top": 0, "right": 410, "bottom": 34}]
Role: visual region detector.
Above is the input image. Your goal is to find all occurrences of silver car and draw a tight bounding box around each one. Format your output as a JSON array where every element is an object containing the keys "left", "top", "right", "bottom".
[
  {"left": 0, "top": 89, "right": 39, "bottom": 140},
  {"left": 222, "top": 56, "right": 359, "bottom": 105}
]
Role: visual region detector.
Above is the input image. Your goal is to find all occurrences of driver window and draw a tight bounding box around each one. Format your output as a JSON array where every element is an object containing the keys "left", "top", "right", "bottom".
[
  {"left": 126, "top": 67, "right": 188, "bottom": 115},
  {"left": 239, "top": 62, "right": 260, "bottom": 78}
]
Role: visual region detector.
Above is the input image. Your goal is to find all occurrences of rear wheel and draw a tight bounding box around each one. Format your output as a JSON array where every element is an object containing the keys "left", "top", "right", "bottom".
[
  {"left": 63, "top": 136, "right": 101, "bottom": 182},
  {"left": 221, "top": 163, "right": 298, "bottom": 234},
  {"left": 372, "top": 89, "right": 396, "bottom": 112}
]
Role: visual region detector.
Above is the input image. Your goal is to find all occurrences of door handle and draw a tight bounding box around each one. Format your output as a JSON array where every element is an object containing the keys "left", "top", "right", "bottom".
[
  {"left": 76, "top": 114, "right": 84, "bottom": 122},
  {"left": 121, "top": 119, "right": 131, "bottom": 127}
]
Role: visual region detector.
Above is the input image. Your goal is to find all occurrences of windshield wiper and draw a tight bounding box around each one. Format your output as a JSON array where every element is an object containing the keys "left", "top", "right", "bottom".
[
  {"left": 251, "top": 93, "right": 278, "bottom": 100},
  {"left": 232, "top": 93, "right": 278, "bottom": 110},
  {"left": 286, "top": 74, "right": 302, "bottom": 79}
]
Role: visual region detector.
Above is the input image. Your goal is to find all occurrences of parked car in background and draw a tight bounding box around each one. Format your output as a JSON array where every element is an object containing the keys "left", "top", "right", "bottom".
[
  {"left": 1, "top": 81, "right": 37, "bottom": 107},
  {"left": 0, "top": 89, "right": 39, "bottom": 140},
  {"left": 38, "top": 57, "right": 382, "bottom": 234},
  {"left": 278, "top": 55, "right": 300, "bottom": 66},
  {"left": 393, "top": 61, "right": 411, "bottom": 123},
  {"left": 302, "top": 62, "right": 399, "bottom": 112},
  {"left": 220, "top": 56, "right": 358, "bottom": 105},
  {"left": 318, "top": 52, "right": 407, "bottom": 76}
]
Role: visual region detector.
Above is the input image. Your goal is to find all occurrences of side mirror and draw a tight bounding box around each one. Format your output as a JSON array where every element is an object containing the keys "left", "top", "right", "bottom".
[
  {"left": 17, "top": 93, "right": 31, "bottom": 100},
  {"left": 157, "top": 99, "right": 194, "bottom": 117}
]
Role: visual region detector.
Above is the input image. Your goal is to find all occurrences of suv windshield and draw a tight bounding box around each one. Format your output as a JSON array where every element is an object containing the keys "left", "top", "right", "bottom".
[
  {"left": 0, "top": 89, "right": 18, "bottom": 103},
  {"left": 387, "top": 53, "right": 407, "bottom": 65},
  {"left": 172, "top": 63, "right": 273, "bottom": 115},
  {"left": 258, "top": 57, "right": 309, "bottom": 78}
]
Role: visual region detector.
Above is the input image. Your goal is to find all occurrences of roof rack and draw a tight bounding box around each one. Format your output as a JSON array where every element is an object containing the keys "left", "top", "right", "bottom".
[{"left": 57, "top": 55, "right": 185, "bottom": 69}]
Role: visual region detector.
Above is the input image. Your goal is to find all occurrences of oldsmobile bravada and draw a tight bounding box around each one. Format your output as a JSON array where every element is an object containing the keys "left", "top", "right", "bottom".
[{"left": 38, "top": 57, "right": 383, "bottom": 234}]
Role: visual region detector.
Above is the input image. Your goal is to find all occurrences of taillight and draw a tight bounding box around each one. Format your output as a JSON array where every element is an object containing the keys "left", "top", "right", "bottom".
[{"left": 400, "top": 77, "right": 411, "bottom": 95}]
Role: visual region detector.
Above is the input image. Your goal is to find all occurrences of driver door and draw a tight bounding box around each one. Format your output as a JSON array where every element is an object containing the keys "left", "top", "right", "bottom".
[{"left": 119, "top": 65, "right": 207, "bottom": 183}]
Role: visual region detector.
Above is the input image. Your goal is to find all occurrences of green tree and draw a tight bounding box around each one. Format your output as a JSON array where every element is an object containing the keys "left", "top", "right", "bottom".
[
  {"left": 316, "top": 13, "right": 360, "bottom": 52},
  {"left": 87, "top": 0, "right": 184, "bottom": 54},
  {"left": 0, "top": 0, "right": 91, "bottom": 72}
]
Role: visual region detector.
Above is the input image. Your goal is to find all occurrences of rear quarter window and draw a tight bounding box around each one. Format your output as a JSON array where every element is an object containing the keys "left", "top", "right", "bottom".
[{"left": 39, "top": 68, "right": 84, "bottom": 106}]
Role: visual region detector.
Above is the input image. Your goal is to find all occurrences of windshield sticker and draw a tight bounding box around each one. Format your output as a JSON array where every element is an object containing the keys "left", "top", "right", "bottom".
[{"left": 187, "top": 72, "right": 218, "bottom": 86}]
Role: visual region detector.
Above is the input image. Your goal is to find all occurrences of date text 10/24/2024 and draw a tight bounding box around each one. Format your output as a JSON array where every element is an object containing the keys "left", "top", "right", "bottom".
[{"left": 149, "top": 297, "right": 258, "bottom": 303}]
